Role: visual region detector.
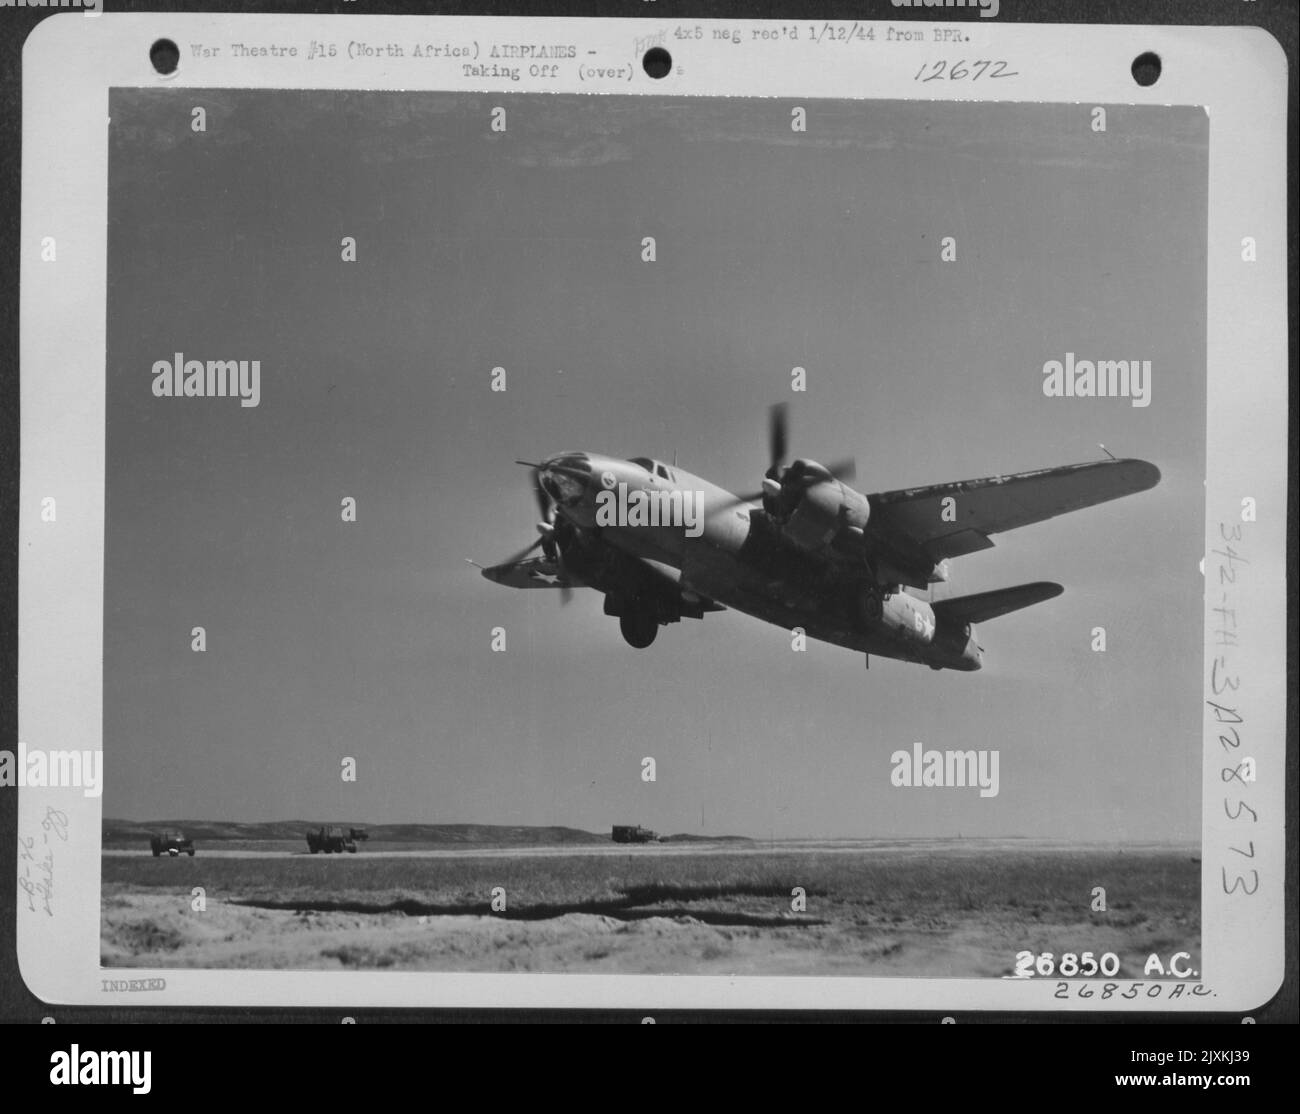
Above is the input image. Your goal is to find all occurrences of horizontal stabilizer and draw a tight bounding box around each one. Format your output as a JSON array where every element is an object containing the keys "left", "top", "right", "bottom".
[{"left": 932, "top": 581, "right": 1063, "bottom": 626}]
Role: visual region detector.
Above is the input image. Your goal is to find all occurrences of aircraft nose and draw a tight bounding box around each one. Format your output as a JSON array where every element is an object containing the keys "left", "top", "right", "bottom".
[
  {"left": 539, "top": 453, "right": 593, "bottom": 506},
  {"left": 545, "top": 452, "right": 591, "bottom": 473}
]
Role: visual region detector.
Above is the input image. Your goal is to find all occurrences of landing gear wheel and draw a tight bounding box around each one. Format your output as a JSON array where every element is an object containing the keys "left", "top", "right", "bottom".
[{"left": 619, "top": 612, "right": 658, "bottom": 648}]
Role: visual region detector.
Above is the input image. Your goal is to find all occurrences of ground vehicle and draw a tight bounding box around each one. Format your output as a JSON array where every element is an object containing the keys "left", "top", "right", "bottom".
[
  {"left": 611, "top": 825, "right": 659, "bottom": 844},
  {"left": 305, "top": 825, "right": 368, "bottom": 854},
  {"left": 149, "top": 830, "right": 195, "bottom": 857}
]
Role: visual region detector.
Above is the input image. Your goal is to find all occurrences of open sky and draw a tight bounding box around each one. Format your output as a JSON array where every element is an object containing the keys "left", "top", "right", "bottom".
[{"left": 104, "top": 91, "right": 1207, "bottom": 840}]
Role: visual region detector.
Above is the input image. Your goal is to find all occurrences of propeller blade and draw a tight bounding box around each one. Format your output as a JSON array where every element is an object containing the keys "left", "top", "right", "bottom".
[
  {"left": 825, "top": 457, "right": 857, "bottom": 483},
  {"left": 550, "top": 531, "right": 574, "bottom": 604},
  {"left": 530, "top": 469, "right": 555, "bottom": 523},
  {"left": 769, "top": 403, "right": 788, "bottom": 474},
  {"left": 714, "top": 488, "right": 764, "bottom": 509},
  {"left": 501, "top": 535, "right": 545, "bottom": 566},
  {"left": 715, "top": 405, "right": 793, "bottom": 510},
  {"left": 503, "top": 458, "right": 572, "bottom": 597}
]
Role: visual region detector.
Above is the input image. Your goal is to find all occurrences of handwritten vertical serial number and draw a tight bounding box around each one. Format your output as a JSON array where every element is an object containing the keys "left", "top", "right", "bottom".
[
  {"left": 1211, "top": 521, "right": 1257, "bottom": 897},
  {"left": 914, "top": 60, "right": 1019, "bottom": 83},
  {"left": 18, "top": 805, "right": 67, "bottom": 917}
]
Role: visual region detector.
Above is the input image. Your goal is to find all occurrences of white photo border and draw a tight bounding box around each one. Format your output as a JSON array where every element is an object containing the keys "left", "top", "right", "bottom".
[{"left": 17, "top": 12, "right": 1289, "bottom": 1012}]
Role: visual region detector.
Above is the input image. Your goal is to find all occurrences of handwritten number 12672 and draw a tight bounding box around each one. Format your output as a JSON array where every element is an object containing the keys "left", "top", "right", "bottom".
[{"left": 915, "top": 60, "right": 1018, "bottom": 83}]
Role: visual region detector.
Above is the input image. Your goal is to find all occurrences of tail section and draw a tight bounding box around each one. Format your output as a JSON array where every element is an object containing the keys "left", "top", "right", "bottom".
[{"left": 932, "top": 581, "right": 1063, "bottom": 626}]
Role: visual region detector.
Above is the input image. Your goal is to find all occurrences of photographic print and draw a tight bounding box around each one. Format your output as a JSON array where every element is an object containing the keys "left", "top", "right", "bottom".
[
  {"left": 97, "top": 88, "right": 1208, "bottom": 980},
  {"left": 13, "top": 12, "right": 1288, "bottom": 1019}
]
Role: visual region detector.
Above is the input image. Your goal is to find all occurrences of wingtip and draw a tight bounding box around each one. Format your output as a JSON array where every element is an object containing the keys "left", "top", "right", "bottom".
[
  {"left": 1114, "top": 458, "right": 1162, "bottom": 491},
  {"left": 1019, "top": 581, "right": 1065, "bottom": 602},
  {"left": 472, "top": 560, "right": 503, "bottom": 583}
]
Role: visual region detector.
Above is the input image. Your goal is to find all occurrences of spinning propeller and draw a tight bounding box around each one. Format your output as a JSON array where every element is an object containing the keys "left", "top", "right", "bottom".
[
  {"left": 724, "top": 404, "right": 856, "bottom": 513},
  {"left": 495, "top": 462, "right": 573, "bottom": 604}
]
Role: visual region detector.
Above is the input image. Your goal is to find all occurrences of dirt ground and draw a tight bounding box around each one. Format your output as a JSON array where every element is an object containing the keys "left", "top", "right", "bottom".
[{"left": 101, "top": 840, "right": 1200, "bottom": 977}]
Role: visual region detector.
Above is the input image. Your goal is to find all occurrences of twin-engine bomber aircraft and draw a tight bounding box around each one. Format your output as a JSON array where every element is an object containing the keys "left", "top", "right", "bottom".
[{"left": 478, "top": 406, "right": 1160, "bottom": 671}]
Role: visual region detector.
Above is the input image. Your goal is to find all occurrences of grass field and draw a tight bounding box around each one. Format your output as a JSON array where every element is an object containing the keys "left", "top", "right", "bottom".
[{"left": 101, "top": 842, "right": 1199, "bottom": 976}]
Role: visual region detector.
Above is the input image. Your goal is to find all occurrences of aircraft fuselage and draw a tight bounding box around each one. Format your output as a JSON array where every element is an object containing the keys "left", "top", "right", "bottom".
[{"left": 540, "top": 451, "right": 981, "bottom": 670}]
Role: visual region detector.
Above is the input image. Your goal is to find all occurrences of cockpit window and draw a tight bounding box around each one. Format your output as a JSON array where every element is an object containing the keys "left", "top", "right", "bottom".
[
  {"left": 655, "top": 463, "right": 671, "bottom": 480},
  {"left": 630, "top": 457, "right": 654, "bottom": 472}
]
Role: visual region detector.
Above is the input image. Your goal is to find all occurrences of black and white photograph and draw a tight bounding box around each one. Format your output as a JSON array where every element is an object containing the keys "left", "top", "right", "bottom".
[
  {"left": 7, "top": 7, "right": 1292, "bottom": 1043},
  {"left": 96, "top": 88, "right": 1209, "bottom": 979}
]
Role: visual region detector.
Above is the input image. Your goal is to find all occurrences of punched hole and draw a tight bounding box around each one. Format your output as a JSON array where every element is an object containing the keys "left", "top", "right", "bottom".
[
  {"left": 642, "top": 47, "right": 672, "bottom": 79},
  {"left": 150, "top": 39, "right": 180, "bottom": 76},
  {"left": 1131, "top": 51, "right": 1161, "bottom": 87}
]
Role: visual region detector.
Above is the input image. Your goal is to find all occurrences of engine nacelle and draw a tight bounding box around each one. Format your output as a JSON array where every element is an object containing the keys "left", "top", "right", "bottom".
[
  {"left": 930, "top": 617, "right": 982, "bottom": 670},
  {"left": 783, "top": 476, "right": 871, "bottom": 552},
  {"left": 930, "top": 618, "right": 971, "bottom": 656}
]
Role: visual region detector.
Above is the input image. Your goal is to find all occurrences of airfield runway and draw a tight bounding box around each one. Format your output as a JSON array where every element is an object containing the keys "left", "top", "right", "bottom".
[
  {"left": 101, "top": 839, "right": 1200, "bottom": 977},
  {"left": 100, "top": 836, "right": 1187, "bottom": 860}
]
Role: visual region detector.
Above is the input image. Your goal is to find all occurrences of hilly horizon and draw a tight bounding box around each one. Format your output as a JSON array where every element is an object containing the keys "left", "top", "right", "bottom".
[{"left": 102, "top": 819, "right": 754, "bottom": 846}]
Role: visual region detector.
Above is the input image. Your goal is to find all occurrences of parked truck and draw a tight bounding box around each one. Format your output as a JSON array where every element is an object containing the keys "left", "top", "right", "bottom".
[
  {"left": 149, "top": 830, "right": 195, "bottom": 857},
  {"left": 611, "top": 824, "right": 659, "bottom": 844},
  {"left": 305, "top": 825, "right": 369, "bottom": 854}
]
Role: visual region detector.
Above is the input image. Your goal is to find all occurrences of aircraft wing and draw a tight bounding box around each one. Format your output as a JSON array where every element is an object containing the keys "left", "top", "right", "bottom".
[
  {"left": 478, "top": 556, "right": 578, "bottom": 590},
  {"left": 478, "top": 552, "right": 722, "bottom": 611},
  {"left": 868, "top": 458, "right": 1160, "bottom": 563},
  {"left": 636, "top": 557, "right": 726, "bottom": 612}
]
